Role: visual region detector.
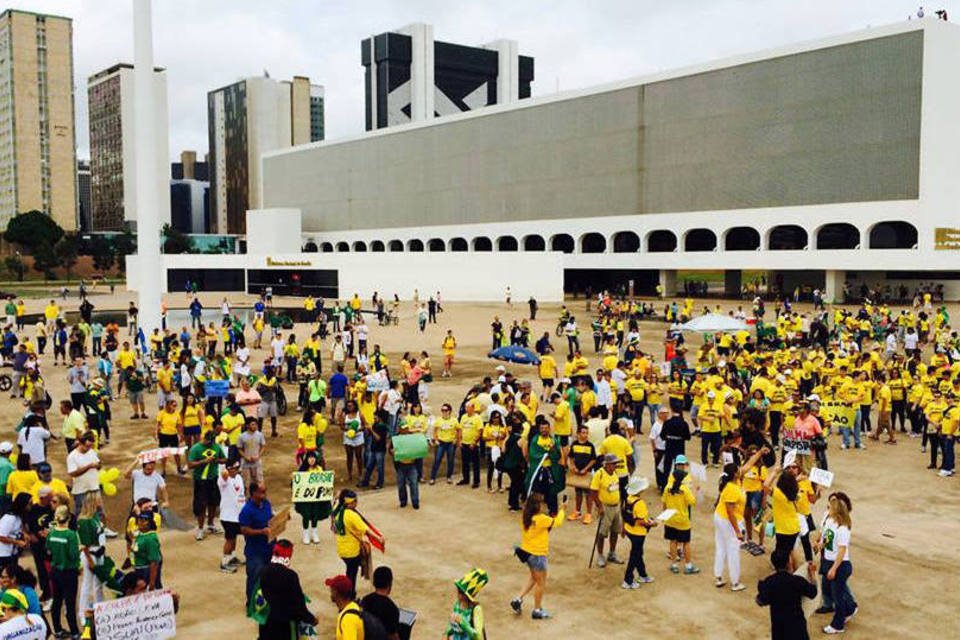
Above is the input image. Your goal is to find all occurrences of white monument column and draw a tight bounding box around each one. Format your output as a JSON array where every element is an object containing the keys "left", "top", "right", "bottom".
[{"left": 132, "top": 0, "right": 162, "bottom": 332}]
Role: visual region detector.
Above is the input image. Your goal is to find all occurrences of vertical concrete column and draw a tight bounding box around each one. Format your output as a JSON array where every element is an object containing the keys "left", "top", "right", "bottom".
[
  {"left": 659, "top": 269, "right": 677, "bottom": 298},
  {"left": 724, "top": 270, "right": 742, "bottom": 298},
  {"left": 824, "top": 270, "right": 846, "bottom": 304},
  {"left": 133, "top": 0, "right": 162, "bottom": 333}
]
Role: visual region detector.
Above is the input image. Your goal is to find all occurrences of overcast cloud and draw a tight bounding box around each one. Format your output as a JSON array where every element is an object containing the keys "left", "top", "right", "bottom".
[{"left": 8, "top": 0, "right": 946, "bottom": 160}]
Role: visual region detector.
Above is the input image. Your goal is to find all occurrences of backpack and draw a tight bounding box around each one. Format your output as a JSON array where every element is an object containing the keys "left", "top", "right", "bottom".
[{"left": 340, "top": 608, "right": 387, "bottom": 640}]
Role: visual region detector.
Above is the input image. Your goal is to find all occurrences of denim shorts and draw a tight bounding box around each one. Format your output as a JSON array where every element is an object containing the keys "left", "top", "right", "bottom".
[
  {"left": 526, "top": 554, "right": 548, "bottom": 572},
  {"left": 746, "top": 491, "right": 763, "bottom": 511}
]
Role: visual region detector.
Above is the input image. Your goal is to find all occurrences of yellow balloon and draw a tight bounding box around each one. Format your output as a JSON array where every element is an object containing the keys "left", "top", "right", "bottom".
[
  {"left": 102, "top": 467, "right": 120, "bottom": 483},
  {"left": 102, "top": 482, "right": 117, "bottom": 497}
]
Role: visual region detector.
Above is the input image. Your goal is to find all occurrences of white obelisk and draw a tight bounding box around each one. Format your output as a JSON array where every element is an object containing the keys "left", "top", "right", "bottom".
[{"left": 132, "top": 0, "right": 162, "bottom": 333}]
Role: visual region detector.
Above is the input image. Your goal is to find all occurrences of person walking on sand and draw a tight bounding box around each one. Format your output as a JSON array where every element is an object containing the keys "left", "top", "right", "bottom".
[{"left": 511, "top": 493, "right": 566, "bottom": 620}]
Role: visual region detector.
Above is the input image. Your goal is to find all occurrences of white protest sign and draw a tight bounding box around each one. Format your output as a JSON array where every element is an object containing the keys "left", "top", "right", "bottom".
[
  {"left": 808, "top": 467, "right": 834, "bottom": 488},
  {"left": 94, "top": 590, "right": 176, "bottom": 640},
  {"left": 292, "top": 470, "right": 335, "bottom": 503},
  {"left": 656, "top": 509, "right": 677, "bottom": 522},
  {"left": 137, "top": 447, "right": 186, "bottom": 464},
  {"left": 689, "top": 462, "right": 708, "bottom": 483}
]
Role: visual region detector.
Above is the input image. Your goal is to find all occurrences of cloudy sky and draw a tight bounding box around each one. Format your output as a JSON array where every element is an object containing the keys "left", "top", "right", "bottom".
[{"left": 13, "top": 0, "right": 943, "bottom": 160}]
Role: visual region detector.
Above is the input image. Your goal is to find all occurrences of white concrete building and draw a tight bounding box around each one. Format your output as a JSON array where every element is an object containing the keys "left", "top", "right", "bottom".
[{"left": 255, "top": 19, "right": 960, "bottom": 303}]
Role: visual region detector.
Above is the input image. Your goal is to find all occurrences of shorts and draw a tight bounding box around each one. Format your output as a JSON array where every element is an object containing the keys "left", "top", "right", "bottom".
[
  {"left": 158, "top": 433, "right": 180, "bottom": 448},
  {"left": 258, "top": 401, "right": 278, "bottom": 418},
  {"left": 128, "top": 390, "right": 144, "bottom": 404},
  {"left": 664, "top": 526, "right": 691, "bottom": 543},
  {"left": 774, "top": 532, "right": 798, "bottom": 555},
  {"left": 222, "top": 521, "right": 240, "bottom": 541},
  {"left": 878, "top": 412, "right": 891, "bottom": 431},
  {"left": 192, "top": 479, "right": 220, "bottom": 517},
  {"left": 598, "top": 504, "right": 623, "bottom": 537},
  {"left": 541, "top": 378, "right": 554, "bottom": 387},
  {"left": 526, "top": 554, "right": 548, "bottom": 572},
  {"left": 157, "top": 390, "right": 175, "bottom": 406},
  {"left": 183, "top": 425, "right": 201, "bottom": 437},
  {"left": 746, "top": 490, "right": 763, "bottom": 511},
  {"left": 557, "top": 435, "right": 570, "bottom": 447}
]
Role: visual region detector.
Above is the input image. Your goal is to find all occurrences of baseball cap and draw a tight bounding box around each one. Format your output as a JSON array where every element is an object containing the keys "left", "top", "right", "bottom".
[
  {"left": 0, "top": 442, "right": 13, "bottom": 454},
  {"left": 325, "top": 574, "right": 354, "bottom": 595},
  {"left": 674, "top": 454, "right": 689, "bottom": 465},
  {"left": 602, "top": 453, "right": 619, "bottom": 465}
]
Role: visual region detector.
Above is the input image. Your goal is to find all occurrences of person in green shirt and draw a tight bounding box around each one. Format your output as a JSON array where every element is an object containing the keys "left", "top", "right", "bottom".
[
  {"left": 0, "top": 443, "right": 13, "bottom": 510},
  {"left": 132, "top": 514, "right": 162, "bottom": 589},
  {"left": 188, "top": 430, "right": 226, "bottom": 541},
  {"left": 46, "top": 504, "right": 81, "bottom": 638}
]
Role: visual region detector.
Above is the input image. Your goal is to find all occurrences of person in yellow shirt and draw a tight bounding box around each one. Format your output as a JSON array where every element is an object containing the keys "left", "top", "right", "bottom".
[
  {"left": 550, "top": 393, "right": 572, "bottom": 445},
  {"left": 924, "top": 389, "right": 949, "bottom": 470},
  {"left": 590, "top": 454, "right": 624, "bottom": 567},
  {"left": 578, "top": 379, "right": 597, "bottom": 426},
  {"left": 538, "top": 352, "right": 557, "bottom": 401},
  {"left": 441, "top": 330, "right": 457, "bottom": 378},
  {"left": 713, "top": 460, "right": 747, "bottom": 591},
  {"left": 621, "top": 476, "right": 658, "bottom": 588},
  {"left": 482, "top": 411, "right": 508, "bottom": 492},
  {"left": 764, "top": 464, "right": 801, "bottom": 572},
  {"left": 599, "top": 421, "right": 634, "bottom": 485},
  {"left": 741, "top": 446, "right": 768, "bottom": 547},
  {"left": 661, "top": 459, "right": 698, "bottom": 575},
  {"left": 297, "top": 406, "right": 324, "bottom": 466},
  {"left": 429, "top": 404, "right": 459, "bottom": 484},
  {"left": 330, "top": 489, "right": 383, "bottom": 588},
  {"left": 512, "top": 492, "right": 565, "bottom": 618},
  {"left": 457, "top": 404, "right": 483, "bottom": 488},
  {"left": 940, "top": 402, "right": 957, "bottom": 477},
  {"left": 698, "top": 390, "right": 723, "bottom": 466},
  {"left": 155, "top": 399, "right": 185, "bottom": 476},
  {"left": 873, "top": 372, "right": 895, "bottom": 444}
]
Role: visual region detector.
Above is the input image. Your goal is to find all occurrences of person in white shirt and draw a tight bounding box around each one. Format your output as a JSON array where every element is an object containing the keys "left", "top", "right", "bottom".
[
  {"left": 234, "top": 345, "right": 251, "bottom": 384},
  {"left": 884, "top": 331, "right": 898, "bottom": 359},
  {"left": 649, "top": 406, "right": 669, "bottom": 490},
  {"left": 903, "top": 327, "right": 919, "bottom": 355},
  {"left": 124, "top": 460, "right": 168, "bottom": 505},
  {"left": 217, "top": 461, "right": 246, "bottom": 573},
  {"left": 610, "top": 363, "right": 628, "bottom": 397},
  {"left": 817, "top": 493, "right": 857, "bottom": 634},
  {"left": 16, "top": 416, "right": 52, "bottom": 465},
  {"left": 66, "top": 433, "right": 101, "bottom": 514},
  {"left": 355, "top": 321, "right": 369, "bottom": 354},
  {"left": 0, "top": 587, "right": 46, "bottom": 640},
  {"left": 595, "top": 370, "right": 613, "bottom": 419},
  {"left": 221, "top": 298, "right": 230, "bottom": 318},
  {"left": 378, "top": 381, "right": 403, "bottom": 435}
]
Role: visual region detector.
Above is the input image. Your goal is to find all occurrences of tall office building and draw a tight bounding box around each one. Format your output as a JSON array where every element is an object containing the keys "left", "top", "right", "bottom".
[
  {"left": 76, "top": 158, "right": 90, "bottom": 231},
  {"left": 171, "top": 150, "right": 208, "bottom": 181},
  {"left": 361, "top": 23, "right": 534, "bottom": 131},
  {"left": 87, "top": 63, "right": 170, "bottom": 231},
  {"left": 0, "top": 9, "right": 77, "bottom": 230},
  {"left": 207, "top": 75, "right": 324, "bottom": 234}
]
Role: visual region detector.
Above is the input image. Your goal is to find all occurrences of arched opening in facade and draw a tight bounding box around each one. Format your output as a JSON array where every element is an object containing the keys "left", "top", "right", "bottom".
[
  {"left": 497, "top": 236, "right": 519, "bottom": 252},
  {"left": 646, "top": 230, "right": 677, "bottom": 253},
  {"left": 816, "top": 223, "right": 859, "bottom": 250},
  {"left": 371, "top": 240, "right": 385, "bottom": 252},
  {"left": 523, "top": 235, "right": 545, "bottom": 251},
  {"left": 428, "top": 238, "right": 445, "bottom": 252},
  {"left": 450, "top": 237, "right": 468, "bottom": 252},
  {"left": 724, "top": 227, "right": 760, "bottom": 251},
  {"left": 388, "top": 240, "right": 403, "bottom": 252},
  {"left": 335, "top": 242, "right": 349, "bottom": 252},
  {"left": 684, "top": 228, "right": 717, "bottom": 252},
  {"left": 550, "top": 234, "right": 574, "bottom": 254},
  {"left": 869, "top": 221, "right": 918, "bottom": 249},
  {"left": 612, "top": 231, "right": 640, "bottom": 253},
  {"left": 581, "top": 232, "right": 606, "bottom": 254},
  {"left": 302, "top": 241, "right": 318, "bottom": 253},
  {"left": 473, "top": 237, "right": 493, "bottom": 252},
  {"left": 407, "top": 239, "right": 424, "bottom": 252},
  {"left": 352, "top": 241, "right": 367, "bottom": 252},
  {"left": 320, "top": 242, "right": 334, "bottom": 253},
  {"left": 767, "top": 225, "right": 808, "bottom": 250}
]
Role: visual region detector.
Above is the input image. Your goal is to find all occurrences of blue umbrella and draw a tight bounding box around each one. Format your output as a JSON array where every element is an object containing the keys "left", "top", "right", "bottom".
[{"left": 488, "top": 346, "right": 541, "bottom": 365}]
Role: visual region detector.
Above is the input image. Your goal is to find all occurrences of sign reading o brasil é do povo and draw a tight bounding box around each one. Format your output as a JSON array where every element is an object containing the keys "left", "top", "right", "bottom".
[
  {"left": 292, "top": 470, "right": 334, "bottom": 502},
  {"left": 935, "top": 228, "right": 960, "bottom": 250}
]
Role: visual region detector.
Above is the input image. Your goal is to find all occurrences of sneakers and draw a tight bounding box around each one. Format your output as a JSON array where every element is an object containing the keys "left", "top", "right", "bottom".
[
  {"left": 670, "top": 563, "right": 680, "bottom": 574},
  {"left": 621, "top": 581, "right": 641, "bottom": 590},
  {"left": 731, "top": 582, "right": 746, "bottom": 592},
  {"left": 567, "top": 510, "right": 581, "bottom": 521},
  {"left": 639, "top": 576, "right": 655, "bottom": 584},
  {"left": 683, "top": 564, "right": 700, "bottom": 575},
  {"left": 311, "top": 527, "right": 321, "bottom": 544},
  {"left": 596, "top": 556, "right": 607, "bottom": 568},
  {"left": 939, "top": 469, "right": 951, "bottom": 477},
  {"left": 531, "top": 609, "right": 551, "bottom": 620},
  {"left": 840, "top": 444, "right": 848, "bottom": 450},
  {"left": 104, "top": 527, "right": 119, "bottom": 539},
  {"left": 206, "top": 524, "right": 223, "bottom": 535},
  {"left": 510, "top": 597, "right": 522, "bottom": 614},
  {"left": 302, "top": 530, "right": 311, "bottom": 545},
  {"left": 845, "top": 606, "right": 858, "bottom": 623},
  {"left": 606, "top": 553, "right": 624, "bottom": 565},
  {"left": 194, "top": 529, "right": 205, "bottom": 541},
  {"left": 714, "top": 576, "right": 726, "bottom": 588},
  {"left": 823, "top": 625, "right": 844, "bottom": 634},
  {"left": 41, "top": 599, "right": 52, "bottom": 613},
  {"left": 229, "top": 556, "right": 245, "bottom": 566},
  {"left": 582, "top": 513, "right": 593, "bottom": 525},
  {"left": 219, "top": 562, "right": 237, "bottom": 574}
]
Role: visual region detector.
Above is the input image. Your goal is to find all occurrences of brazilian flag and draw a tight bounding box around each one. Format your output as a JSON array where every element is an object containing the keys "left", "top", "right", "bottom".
[{"left": 247, "top": 584, "right": 317, "bottom": 638}]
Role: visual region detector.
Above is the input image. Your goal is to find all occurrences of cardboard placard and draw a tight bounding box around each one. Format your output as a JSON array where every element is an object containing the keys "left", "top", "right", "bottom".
[
  {"left": 269, "top": 507, "right": 291, "bottom": 538},
  {"left": 291, "top": 471, "right": 334, "bottom": 503},
  {"left": 808, "top": 467, "right": 834, "bottom": 488},
  {"left": 93, "top": 590, "right": 176, "bottom": 640},
  {"left": 656, "top": 508, "right": 677, "bottom": 522},
  {"left": 689, "top": 462, "right": 708, "bottom": 483}
]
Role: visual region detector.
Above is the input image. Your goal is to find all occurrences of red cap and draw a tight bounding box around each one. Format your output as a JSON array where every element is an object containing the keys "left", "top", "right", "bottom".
[{"left": 325, "top": 574, "right": 353, "bottom": 595}]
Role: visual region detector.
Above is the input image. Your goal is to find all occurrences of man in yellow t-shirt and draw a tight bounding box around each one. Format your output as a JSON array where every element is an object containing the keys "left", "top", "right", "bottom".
[
  {"left": 155, "top": 399, "right": 184, "bottom": 475},
  {"left": 442, "top": 330, "right": 457, "bottom": 377},
  {"left": 457, "top": 405, "right": 483, "bottom": 487},
  {"left": 590, "top": 454, "right": 624, "bottom": 567},
  {"left": 328, "top": 574, "right": 361, "bottom": 640},
  {"left": 599, "top": 421, "right": 633, "bottom": 481},
  {"left": 698, "top": 391, "right": 723, "bottom": 466},
  {"left": 550, "top": 394, "right": 572, "bottom": 445},
  {"left": 538, "top": 352, "right": 557, "bottom": 400}
]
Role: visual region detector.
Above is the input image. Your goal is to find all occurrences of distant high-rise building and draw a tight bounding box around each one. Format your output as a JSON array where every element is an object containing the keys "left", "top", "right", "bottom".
[
  {"left": 170, "top": 179, "right": 208, "bottom": 234},
  {"left": 207, "top": 75, "right": 324, "bottom": 234},
  {"left": 172, "top": 150, "right": 208, "bottom": 181},
  {"left": 361, "top": 23, "right": 534, "bottom": 131},
  {"left": 76, "top": 159, "right": 90, "bottom": 231},
  {"left": 0, "top": 9, "right": 77, "bottom": 230},
  {"left": 87, "top": 63, "right": 170, "bottom": 232}
]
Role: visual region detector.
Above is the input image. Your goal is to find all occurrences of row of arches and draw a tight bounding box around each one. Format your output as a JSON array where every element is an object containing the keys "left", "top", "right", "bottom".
[{"left": 302, "top": 221, "right": 918, "bottom": 255}]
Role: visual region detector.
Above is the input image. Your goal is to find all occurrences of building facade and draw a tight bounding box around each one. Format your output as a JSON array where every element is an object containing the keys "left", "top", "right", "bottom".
[
  {"left": 362, "top": 23, "right": 534, "bottom": 131},
  {"left": 207, "top": 75, "right": 324, "bottom": 235},
  {"left": 76, "top": 158, "right": 90, "bottom": 231},
  {"left": 87, "top": 63, "right": 169, "bottom": 231},
  {"left": 263, "top": 20, "right": 960, "bottom": 301},
  {"left": 170, "top": 179, "right": 209, "bottom": 234},
  {"left": 0, "top": 9, "right": 76, "bottom": 230},
  {"left": 171, "top": 150, "right": 208, "bottom": 181}
]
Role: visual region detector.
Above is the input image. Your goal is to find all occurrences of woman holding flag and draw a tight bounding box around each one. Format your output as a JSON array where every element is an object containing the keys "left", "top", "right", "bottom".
[
  {"left": 521, "top": 416, "right": 568, "bottom": 516},
  {"left": 330, "top": 489, "right": 385, "bottom": 588}
]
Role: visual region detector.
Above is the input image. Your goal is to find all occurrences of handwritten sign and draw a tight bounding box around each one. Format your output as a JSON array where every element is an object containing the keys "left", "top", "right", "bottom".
[
  {"left": 292, "top": 471, "right": 334, "bottom": 503},
  {"left": 656, "top": 509, "right": 677, "bottom": 522},
  {"left": 136, "top": 447, "right": 187, "bottom": 464},
  {"left": 808, "top": 467, "right": 834, "bottom": 488},
  {"left": 689, "top": 462, "right": 708, "bottom": 483},
  {"left": 93, "top": 590, "right": 176, "bottom": 640}
]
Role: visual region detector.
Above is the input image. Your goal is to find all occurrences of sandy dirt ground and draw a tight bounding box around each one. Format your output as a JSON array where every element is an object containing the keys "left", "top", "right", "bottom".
[{"left": 17, "top": 290, "right": 960, "bottom": 639}]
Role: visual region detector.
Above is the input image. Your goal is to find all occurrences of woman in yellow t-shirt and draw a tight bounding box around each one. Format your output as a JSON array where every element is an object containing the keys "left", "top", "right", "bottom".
[
  {"left": 511, "top": 492, "right": 565, "bottom": 619},
  {"left": 330, "top": 489, "right": 384, "bottom": 587},
  {"left": 482, "top": 411, "right": 508, "bottom": 493},
  {"left": 741, "top": 446, "right": 768, "bottom": 547},
  {"left": 180, "top": 393, "right": 204, "bottom": 449},
  {"left": 765, "top": 464, "right": 801, "bottom": 571},
  {"left": 5, "top": 456, "right": 38, "bottom": 500},
  {"left": 622, "top": 477, "right": 658, "bottom": 588},
  {"left": 661, "top": 461, "right": 698, "bottom": 575},
  {"left": 155, "top": 399, "right": 185, "bottom": 475},
  {"left": 712, "top": 457, "right": 751, "bottom": 592}
]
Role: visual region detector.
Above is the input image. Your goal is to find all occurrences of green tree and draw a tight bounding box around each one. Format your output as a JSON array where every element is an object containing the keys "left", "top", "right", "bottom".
[
  {"left": 55, "top": 233, "right": 80, "bottom": 277},
  {"left": 2, "top": 254, "right": 24, "bottom": 281},
  {"left": 161, "top": 223, "right": 192, "bottom": 254},
  {"left": 90, "top": 235, "right": 115, "bottom": 272},
  {"left": 4, "top": 210, "right": 64, "bottom": 250},
  {"left": 32, "top": 242, "right": 58, "bottom": 280}
]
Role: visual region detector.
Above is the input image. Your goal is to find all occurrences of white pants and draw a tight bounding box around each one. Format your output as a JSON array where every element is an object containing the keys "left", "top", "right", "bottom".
[
  {"left": 79, "top": 560, "right": 104, "bottom": 612},
  {"left": 713, "top": 514, "right": 742, "bottom": 584}
]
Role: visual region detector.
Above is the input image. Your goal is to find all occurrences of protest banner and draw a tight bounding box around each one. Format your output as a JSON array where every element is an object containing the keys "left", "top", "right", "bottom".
[
  {"left": 269, "top": 507, "right": 291, "bottom": 538},
  {"left": 137, "top": 447, "right": 186, "bottom": 464},
  {"left": 809, "top": 467, "right": 834, "bottom": 487},
  {"left": 93, "top": 589, "right": 176, "bottom": 640},
  {"left": 292, "top": 470, "right": 335, "bottom": 502}
]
